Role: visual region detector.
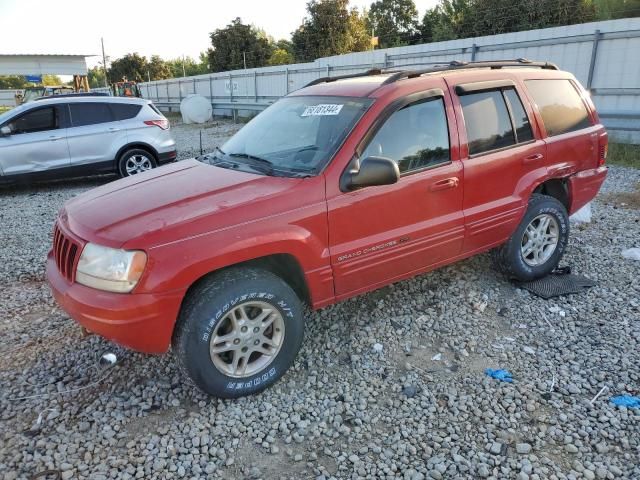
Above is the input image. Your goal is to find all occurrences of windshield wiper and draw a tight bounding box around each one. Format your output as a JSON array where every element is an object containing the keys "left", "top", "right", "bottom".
[
  {"left": 198, "top": 146, "right": 227, "bottom": 164},
  {"left": 226, "top": 152, "right": 276, "bottom": 174}
]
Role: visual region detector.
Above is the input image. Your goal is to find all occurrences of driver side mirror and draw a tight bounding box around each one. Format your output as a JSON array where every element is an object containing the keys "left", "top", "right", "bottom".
[
  {"left": 344, "top": 156, "right": 400, "bottom": 191},
  {"left": 0, "top": 126, "right": 11, "bottom": 136}
]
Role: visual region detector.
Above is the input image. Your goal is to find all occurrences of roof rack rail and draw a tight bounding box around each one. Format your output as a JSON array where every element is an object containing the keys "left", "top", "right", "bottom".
[
  {"left": 303, "top": 59, "right": 558, "bottom": 89},
  {"left": 304, "top": 68, "right": 385, "bottom": 88},
  {"left": 381, "top": 58, "right": 558, "bottom": 85},
  {"left": 33, "top": 92, "right": 111, "bottom": 101}
]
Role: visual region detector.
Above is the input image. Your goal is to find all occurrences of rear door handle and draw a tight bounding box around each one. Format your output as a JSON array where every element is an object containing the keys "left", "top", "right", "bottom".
[
  {"left": 523, "top": 153, "right": 544, "bottom": 164},
  {"left": 430, "top": 177, "right": 459, "bottom": 192},
  {"left": 49, "top": 135, "right": 62, "bottom": 141},
  {"left": 108, "top": 128, "right": 120, "bottom": 133}
]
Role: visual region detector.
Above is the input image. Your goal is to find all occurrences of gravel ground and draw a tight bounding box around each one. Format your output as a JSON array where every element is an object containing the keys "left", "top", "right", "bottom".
[
  {"left": 169, "top": 115, "right": 242, "bottom": 160},
  {"left": 0, "top": 119, "right": 639, "bottom": 480}
]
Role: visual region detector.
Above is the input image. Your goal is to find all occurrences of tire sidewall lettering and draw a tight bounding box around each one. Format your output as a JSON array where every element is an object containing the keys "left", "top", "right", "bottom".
[
  {"left": 197, "top": 291, "right": 291, "bottom": 392},
  {"left": 513, "top": 199, "right": 569, "bottom": 278}
]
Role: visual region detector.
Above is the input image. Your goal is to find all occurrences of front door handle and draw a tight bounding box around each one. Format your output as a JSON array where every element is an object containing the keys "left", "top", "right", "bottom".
[
  {"left": 523, "top": 153, "right": 544, "bottom": 164},
  {"left": 108, "top": 127, "right": 120, "bottom": 133},
  {"left": 49, "top": 135, "right": 62, "bottom": 141},
  {"left": 430, "top": 177, "right": 459, "bottom": 192}
]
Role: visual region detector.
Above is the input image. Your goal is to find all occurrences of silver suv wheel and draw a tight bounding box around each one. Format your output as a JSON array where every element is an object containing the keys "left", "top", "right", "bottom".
[{"left": 125, "top": 154, "right": 153, "bottom": 175}]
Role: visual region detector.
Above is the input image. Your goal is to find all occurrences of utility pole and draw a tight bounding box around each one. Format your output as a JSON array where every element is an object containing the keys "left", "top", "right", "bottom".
[
  {"left": 147, "top": 70, "right": 151, "bottom": 82},
  {"left": 243, "top": 52, "right": 247, "bottom": 70},
  {"left": 182, "top": 55, "right": 186, "bottom": 77},
  {"left": 101, "top": 37, "right": 109, "bottom": 88}
]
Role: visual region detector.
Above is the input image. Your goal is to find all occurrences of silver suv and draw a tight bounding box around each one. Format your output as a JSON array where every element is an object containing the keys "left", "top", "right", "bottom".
[{"left": 0, "top": 96, "right": 176, "bottom": 182}]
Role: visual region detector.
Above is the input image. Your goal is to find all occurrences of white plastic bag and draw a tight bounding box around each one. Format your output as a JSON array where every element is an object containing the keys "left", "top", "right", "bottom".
[
  {"left": 622, "top": 248, "right": 640, "bottom": 261},
  {"left": 570, "top": 202, "right": 591, "bottom": 224}
]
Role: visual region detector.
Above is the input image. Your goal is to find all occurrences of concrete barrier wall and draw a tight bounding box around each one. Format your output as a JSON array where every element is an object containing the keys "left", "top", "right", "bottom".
[{"left": 0, "top": 90, "right": 18, "bottom": 107}]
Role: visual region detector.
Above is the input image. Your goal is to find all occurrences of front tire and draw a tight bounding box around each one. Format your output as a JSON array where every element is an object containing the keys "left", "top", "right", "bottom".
[
  {"left": 117, "top": 148, "right": 157, "bottom": 177},
  {"left": 493, "top": 194, "right": 569, "bottom": 282},
  {"left": 172, "top": 268, "right": 304, "bottom": 398}
]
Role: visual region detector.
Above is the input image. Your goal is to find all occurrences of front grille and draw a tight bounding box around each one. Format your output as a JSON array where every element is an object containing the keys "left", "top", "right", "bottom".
[{"left": 53, "top": 223, "right": 81, "bottom": 282}]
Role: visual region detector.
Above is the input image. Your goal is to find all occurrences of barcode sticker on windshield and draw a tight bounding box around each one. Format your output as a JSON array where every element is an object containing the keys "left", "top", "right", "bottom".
[{"left": 302, "top": 104, "right": 344, "bottom": 116}]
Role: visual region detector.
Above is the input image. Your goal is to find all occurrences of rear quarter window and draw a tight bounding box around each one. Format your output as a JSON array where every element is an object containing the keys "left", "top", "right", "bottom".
[
  {"left": 110, "top": 103, "right": 143, "bottom": 120},
  {"left": 148, "top": 103, "right": 162, "bottom": 115},
  {"left": 525, "top": 79, "right": 592, "bottom": 136}
]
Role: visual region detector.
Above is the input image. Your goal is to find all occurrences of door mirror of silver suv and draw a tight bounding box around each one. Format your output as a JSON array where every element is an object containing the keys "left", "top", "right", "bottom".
[{"left": 0, "top": 126, "right": 11, "bottom": 136}]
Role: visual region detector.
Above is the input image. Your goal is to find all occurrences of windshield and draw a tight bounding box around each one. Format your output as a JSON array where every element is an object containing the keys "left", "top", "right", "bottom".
[{"left": 216, "top": 96, "right": 373, "bottom": 176}]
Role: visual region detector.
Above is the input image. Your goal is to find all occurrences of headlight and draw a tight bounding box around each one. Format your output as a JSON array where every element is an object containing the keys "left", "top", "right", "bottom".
[{"left": 76, "top": 243, "right": 147, "bottom": 293}]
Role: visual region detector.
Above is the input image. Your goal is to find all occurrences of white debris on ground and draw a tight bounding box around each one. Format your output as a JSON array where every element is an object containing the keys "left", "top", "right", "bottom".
[
  {"left": 570, "top": 202, "right": 592, "bottom": 223},
  {"left": 621, "top": 248, "right": 640, "bottom": 261},
  {"left": 0, "top": 119, "right": 638, "bottom": 479}
]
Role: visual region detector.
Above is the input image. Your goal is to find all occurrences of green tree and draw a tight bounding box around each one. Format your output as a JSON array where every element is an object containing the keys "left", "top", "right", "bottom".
[
  {"left": 268, "top": 48, "right": 295, "bottom": 65},
  {"left": 148, "top": 55, "right": 172, "bottom": 80},
  {"left": 468, "top": 0, "right": 595, "bottom": 36},
  {"left": 368, "top": 0, "right": 419, "bottom": 48},
  {"left": 594, "top": 0, "right": 640, "bottom": 19},
  {"left": 108, "top": 53, "right": 148, "bottom": 82},
  {"left": 0, "top": 76, "right": 28, "bottom": 89},
  {"left": 420, "top": 0, "right": 473, "bottom": 42},
  {"left": 87, "top": 67, "right": 107, "bottom": 88},
  {"left": 167, "top": 55, "right": 209, "bottom": 77},
  {"left": 42, "top": 75, "right": 63, "bottom": 86},
  {"left": 419, "top": 0, "right": 597, "bottom": 42},
  {"left": 292, "top": 0, "right": 371, "bottom": 62},
  {"left": 208, "top": 18, "right": 274, "bottom": 72}
]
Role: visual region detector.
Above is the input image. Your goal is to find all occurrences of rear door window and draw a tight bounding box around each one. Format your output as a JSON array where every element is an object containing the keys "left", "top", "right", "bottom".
[
  {"left": 524, "top": 79, "right": 592, "bottom": 136},
  {"left": 361, "top": 97, "right": 450, "bottom": 174},
  {"left": 8, "top": 107, "right": 58, "bottom": 134},
  {"left": 69, "top": 102, "right": 114, "bottom": 127},
  {"left": 503, "top": 88, "right": 534, "bottom": 143},
  {"left": 460, "top": 91, "right": 515, "bottom": 155},
  {"left": 110, "top": 103, "right": 142, "bottom": 120}
]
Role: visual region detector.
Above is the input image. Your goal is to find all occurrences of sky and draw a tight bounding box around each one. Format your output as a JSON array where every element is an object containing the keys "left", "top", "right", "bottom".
[{"left": 0, "top": 0, "right": 438, "bottom": 68}]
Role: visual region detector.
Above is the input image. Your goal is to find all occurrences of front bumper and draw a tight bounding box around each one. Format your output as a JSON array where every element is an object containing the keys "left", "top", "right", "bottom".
[{"left": 46, "top": 253, "right": 184, "bottom": 354}]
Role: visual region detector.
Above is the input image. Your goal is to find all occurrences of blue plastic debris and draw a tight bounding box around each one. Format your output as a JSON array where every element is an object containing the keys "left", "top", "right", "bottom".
[
  {"left": 484, "top": 369, "right": 513, "bottom": 383},
  {"left": 610, "top": 395, "right": 640, "bottom": 408}
]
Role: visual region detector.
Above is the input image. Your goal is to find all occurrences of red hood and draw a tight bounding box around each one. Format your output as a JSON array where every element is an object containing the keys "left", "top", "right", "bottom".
[{"left": 62, "top": 159, "right": 307, "bottom": 248}]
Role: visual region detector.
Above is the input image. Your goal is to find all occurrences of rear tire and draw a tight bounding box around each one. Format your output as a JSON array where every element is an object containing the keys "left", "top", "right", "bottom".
[
  {"left": 117, "top": 148, "right": 157, "bottom": 177},
  {"left": 172, "top": 268, "right": 304, "bottom": 398},
  {"left": 493, "top": 194, "right": 569, "bottom": 282}
]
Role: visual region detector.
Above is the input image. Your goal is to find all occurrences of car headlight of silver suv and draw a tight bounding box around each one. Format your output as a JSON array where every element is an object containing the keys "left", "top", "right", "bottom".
[{"left": 76, "top": 243, "right": 147, "bottom": 293}]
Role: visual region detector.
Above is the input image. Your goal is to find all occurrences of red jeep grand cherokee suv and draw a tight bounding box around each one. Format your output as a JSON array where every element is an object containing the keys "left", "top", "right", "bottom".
[{"left": 47, "top": 60, "right": 608, "bottom": 398}]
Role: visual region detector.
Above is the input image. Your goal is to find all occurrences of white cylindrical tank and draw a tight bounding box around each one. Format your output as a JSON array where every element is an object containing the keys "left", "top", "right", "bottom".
[{"left": 180, "top": 94, "right": 212, "bottom": 124}]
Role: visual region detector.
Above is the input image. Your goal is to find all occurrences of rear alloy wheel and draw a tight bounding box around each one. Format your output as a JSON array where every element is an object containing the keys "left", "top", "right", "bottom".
[
  {"left": 118, "top": 148, "right": 157, "bottom": 177},
  {"left": 520, "top": 213, "right": 560, "bottom": 267},
  {"left": 172, "top": 267, "right": 304, "bottom": 398},
  {"left": 493, "top": 194, "right": 569, "bottom": 282}
]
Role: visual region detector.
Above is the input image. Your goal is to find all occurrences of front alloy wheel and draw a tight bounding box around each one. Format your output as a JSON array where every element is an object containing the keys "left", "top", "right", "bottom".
[
  {"left": 172, "top": 267, "right": 305, "bottom": 398},
  {"left": 210, "top": 301, "right": 285, "bottom": 378}
]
